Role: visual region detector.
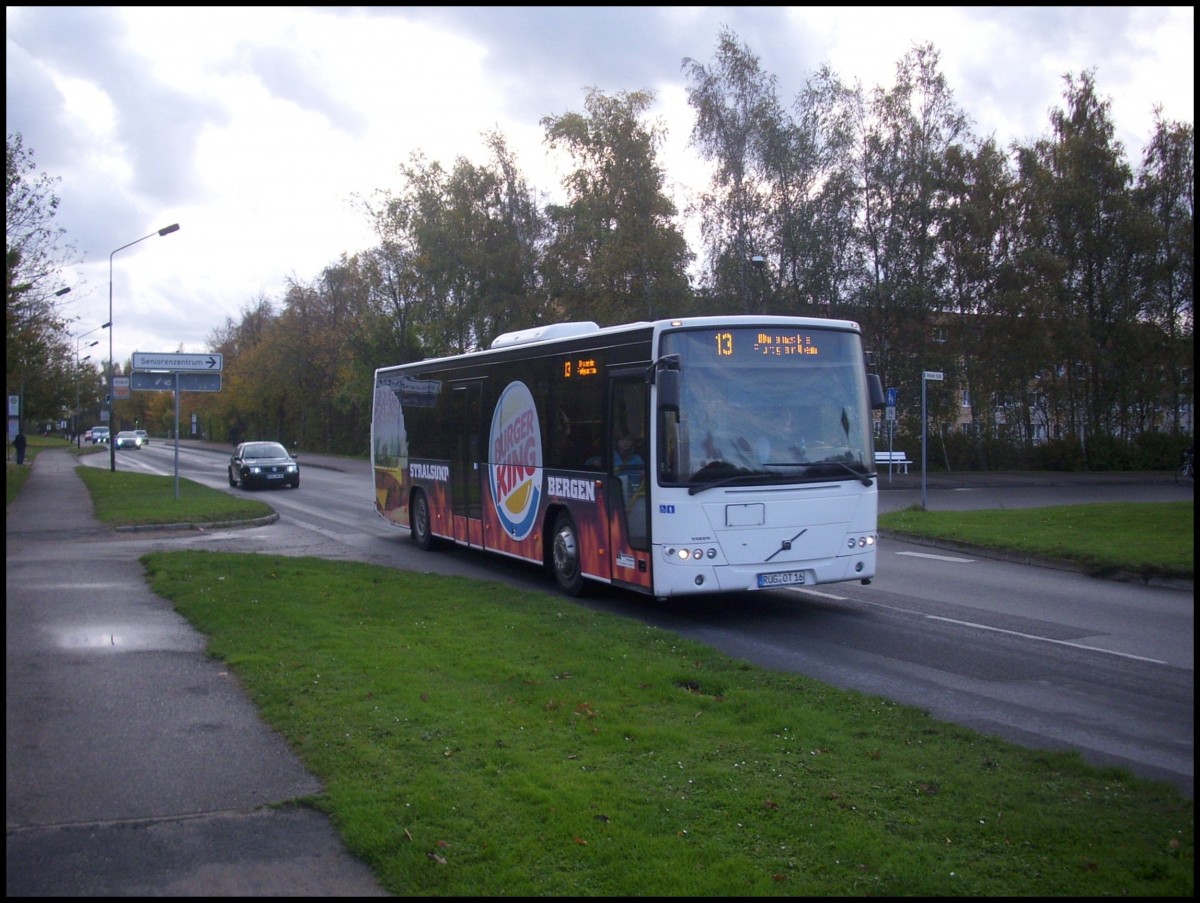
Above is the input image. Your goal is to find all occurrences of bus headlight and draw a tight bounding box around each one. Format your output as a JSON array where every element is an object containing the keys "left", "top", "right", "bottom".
[{"left": 666, "top": 546, "right": 719, "bottom": 563}]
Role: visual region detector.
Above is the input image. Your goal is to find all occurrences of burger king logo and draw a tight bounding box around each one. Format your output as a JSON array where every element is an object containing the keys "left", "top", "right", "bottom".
[{"left": 488, "top": 381, "right": 542, "bottom": 539}]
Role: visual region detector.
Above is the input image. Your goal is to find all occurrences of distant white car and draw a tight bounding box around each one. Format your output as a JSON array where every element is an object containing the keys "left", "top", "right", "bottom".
[
  {"left": 114, "top": 430, "right": 144, "bottom": 450},
  {"left": 91, "top": 426, "right": 110, "bottom": 444},
  {"left": 135, "top": 429, "right": 149, "bottom": 445}
]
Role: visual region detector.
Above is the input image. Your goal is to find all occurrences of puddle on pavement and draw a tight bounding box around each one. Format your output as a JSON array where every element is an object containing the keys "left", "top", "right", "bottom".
[{"left": 52, "top": 624, "right": 201, "bottom": 652}]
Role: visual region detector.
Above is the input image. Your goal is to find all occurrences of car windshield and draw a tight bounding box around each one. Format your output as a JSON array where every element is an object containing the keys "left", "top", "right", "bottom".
[{"left": 245, "top": 442, "right": 288, "bottom": 458}]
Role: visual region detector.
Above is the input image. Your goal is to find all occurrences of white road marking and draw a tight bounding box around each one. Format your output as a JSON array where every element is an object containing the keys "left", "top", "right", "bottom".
[
  {"left": 786, "top": 587, "right": 848, "bottom": 600},
  {"left": 842, "top": 596, "right": 1168, "bottom": 665},
  {"left": 925, "top": 615, "right": 1167, "bottom": 664},
  {"left": 896, "top": 550, "right": 976, "bottom": 563}
]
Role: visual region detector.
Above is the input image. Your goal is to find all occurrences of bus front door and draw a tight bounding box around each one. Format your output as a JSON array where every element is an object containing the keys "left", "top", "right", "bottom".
[
  {"left": 608, "top": 372, "right": 651, "bottom": 590},
  {"left": 450, "top": 380, "right": 484, "bottom": 547}
]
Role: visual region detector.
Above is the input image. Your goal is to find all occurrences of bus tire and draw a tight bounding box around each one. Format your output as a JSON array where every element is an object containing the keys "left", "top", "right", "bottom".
[
  {"left": 411, "top": 490, "right": 435, "bottom": 550},
  {"left": 551, "top": 511, "right": 586, "bottom": 596}
]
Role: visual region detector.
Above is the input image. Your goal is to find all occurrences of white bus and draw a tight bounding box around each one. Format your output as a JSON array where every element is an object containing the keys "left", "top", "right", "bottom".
[{"left": 371, "top": 316, "right": 886, "bottom": 598}]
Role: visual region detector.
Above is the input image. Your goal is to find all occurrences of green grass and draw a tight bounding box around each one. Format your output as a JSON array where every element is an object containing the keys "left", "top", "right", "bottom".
[
  {"left": 75, "top": 465, "right": 274, "bottom": 527},
  {"left": 879, "top": 503, "right": 1193, "bottom": 581},
  {"left": 141, "top": 550, "right": 1193, "bottom": 896}
]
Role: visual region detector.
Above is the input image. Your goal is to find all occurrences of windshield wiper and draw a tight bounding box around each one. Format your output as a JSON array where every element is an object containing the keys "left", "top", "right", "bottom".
[
  {"left": 758, "top": 459, "right": 875, "bottom": 487},
  {"left": 685, "top": 458, "right": 874, "bottom": 495},
  {"left": 687, "top": 472, "right": 772, "bottom": 495}
]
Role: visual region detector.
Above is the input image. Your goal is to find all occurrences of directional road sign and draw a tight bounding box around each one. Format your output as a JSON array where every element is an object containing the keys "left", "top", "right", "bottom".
[
  {"left": 131, "top": 371, "right": 223, "bottom": 392},
  {"left": 922, "top": 370, "right": 944, "bottom": 381},
  {"left": 131, "top": 351, "right": 223, "bottom": 371}
]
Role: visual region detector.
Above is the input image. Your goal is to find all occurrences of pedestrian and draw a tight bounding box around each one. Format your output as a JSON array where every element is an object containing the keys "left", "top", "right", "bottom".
[
  {"left": 14, "top": 429, "right": 28, "bottom": 465},
  {"left": 612, "top": 430, "right": 645, "bottom": 476}
]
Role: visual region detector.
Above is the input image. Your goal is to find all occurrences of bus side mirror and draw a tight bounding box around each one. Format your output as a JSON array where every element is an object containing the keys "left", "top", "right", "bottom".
[
  {"left": 867, "top": 373, "right": 886, "bottom": 410},
  {"left": 657, "top": 367, "right": 680, "bottom": 413}
]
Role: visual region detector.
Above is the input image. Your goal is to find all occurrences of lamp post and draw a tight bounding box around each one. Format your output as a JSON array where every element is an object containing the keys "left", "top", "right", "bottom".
[
  {"left": 750, "top": 255, "right": 767, "bottom": 313},
  {"left": 74, "top": 322, "right": 107, "bottom": 447},
  {"left": 75, "top": 349, "right": 93, "bottom": 447},
  {"left": 108, "top": 223, "right": 180, "bottom": 472}
]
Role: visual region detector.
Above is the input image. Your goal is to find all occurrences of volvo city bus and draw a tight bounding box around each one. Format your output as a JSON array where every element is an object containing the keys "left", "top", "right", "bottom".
[{"left": 371, "top": 316, "right": 886, "bottom": 598}]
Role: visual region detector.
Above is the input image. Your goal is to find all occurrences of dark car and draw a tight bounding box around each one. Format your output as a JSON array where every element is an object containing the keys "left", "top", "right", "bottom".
[{"left": 228, "top": 441, "right": 299, "bottom": 489}]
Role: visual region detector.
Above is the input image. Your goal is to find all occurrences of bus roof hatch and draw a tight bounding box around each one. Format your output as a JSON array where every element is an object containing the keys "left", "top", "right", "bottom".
[{"left": 490, "top": 321, "right": 601, "bottom": 349}]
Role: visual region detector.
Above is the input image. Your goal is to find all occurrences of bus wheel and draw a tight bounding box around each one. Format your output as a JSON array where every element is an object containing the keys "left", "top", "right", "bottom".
[
  {"left": 411, "top": 490, "right": 435, "bottom": 550},
  {"left": 551, "top": 511, "right": 585, "bottom": 596}
]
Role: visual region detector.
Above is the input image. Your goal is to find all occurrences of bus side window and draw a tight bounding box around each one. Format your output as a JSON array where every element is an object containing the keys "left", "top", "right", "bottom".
[{"left": 577, "top": 422, "right": 602, "bottom": 469}]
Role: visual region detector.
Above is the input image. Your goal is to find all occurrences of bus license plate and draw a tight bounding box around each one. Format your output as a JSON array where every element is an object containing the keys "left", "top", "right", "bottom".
[{"left": 758, "top": 570, "right": 806, "bottom": 588}]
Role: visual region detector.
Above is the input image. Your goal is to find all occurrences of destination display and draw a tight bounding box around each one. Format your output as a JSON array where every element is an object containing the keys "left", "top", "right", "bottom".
[
  {"left": 711, "top": 330, "right": 825, "bottom": 358},
  {"left": 561, "top": 356, "right": 599, "bottom": 378}
]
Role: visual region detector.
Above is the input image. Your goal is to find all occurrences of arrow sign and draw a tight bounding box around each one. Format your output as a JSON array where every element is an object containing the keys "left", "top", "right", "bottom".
[
  {"left": 131, "top": 351, "right": 223, "bottom": 371},
  {"left": 132, "top": 371, "right": 222, "bottom": 392}
]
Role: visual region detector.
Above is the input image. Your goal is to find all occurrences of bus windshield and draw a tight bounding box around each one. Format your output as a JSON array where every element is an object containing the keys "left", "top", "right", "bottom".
[{"left": 660, "top": 325, "right": 874, "bottom": 489}]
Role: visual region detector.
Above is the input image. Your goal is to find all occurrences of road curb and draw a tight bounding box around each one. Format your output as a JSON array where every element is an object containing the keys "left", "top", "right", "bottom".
[{"left": 113, "top": 512, "right": 280, "bottom": 533}]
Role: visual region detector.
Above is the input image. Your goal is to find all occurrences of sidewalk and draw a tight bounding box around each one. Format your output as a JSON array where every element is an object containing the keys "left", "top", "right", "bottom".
[{"left": 6, "top": 449, "right": 389, "bottom": 896}]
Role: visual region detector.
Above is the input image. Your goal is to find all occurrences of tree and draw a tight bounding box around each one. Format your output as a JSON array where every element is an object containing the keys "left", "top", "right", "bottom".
[
  {"left": 937, "top": 137, "right": 1032, "bottom": 454},
  {"left": 366, "top": 133, "right": 552, "bottom": 353},
  {"left": 777, "top": 65, "right": 865, "bottom": 316},
  {"left": 854, "top": 44, "right": 972, "bottom": 434},
  {"left": 1013, "top": 71, "right": 1142, "bottom": 447},
  {"left": 541, "top": 89, "right": 692, "bottom": 324},
  {"left": 1136, "top": 113, "right": 1194, "bottom": 435},
  {"left": 203, "top": 296, "right": 279, "bottom": 444},
  {"left": 6, "top": 133, "right": 80, "bottom": 427},
  {"left": 683, "top": 29, "right": 780, "bottom": 312}
]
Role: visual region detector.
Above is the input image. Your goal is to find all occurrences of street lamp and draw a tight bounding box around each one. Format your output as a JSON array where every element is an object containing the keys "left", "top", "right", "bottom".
[
  {"left": 75, "top": 349, "right": 94, "bottom": 447},
  {"left": 750, "top": 255, "right": 768, "bottom": 313},
  {"left": 108, "top": 223, "right": 180, "bottom": 472},
  {"left": 74, "top": 322, "right": 107, "bottom": 447}
]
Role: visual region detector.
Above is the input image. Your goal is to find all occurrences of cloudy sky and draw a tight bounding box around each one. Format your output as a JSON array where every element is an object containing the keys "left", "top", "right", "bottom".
[{"left": 6, "top": 6, "right": 1194, "bottom": 366}]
